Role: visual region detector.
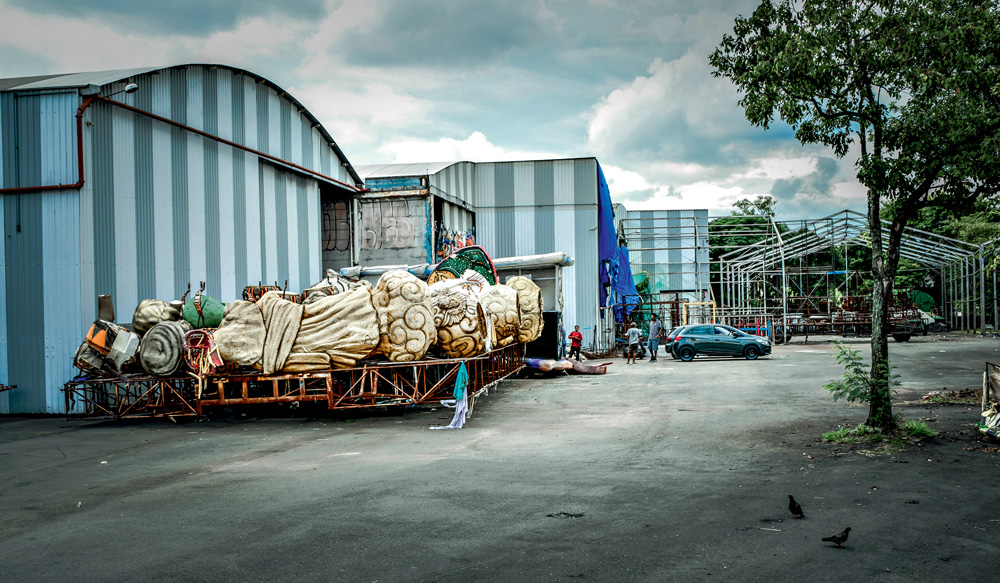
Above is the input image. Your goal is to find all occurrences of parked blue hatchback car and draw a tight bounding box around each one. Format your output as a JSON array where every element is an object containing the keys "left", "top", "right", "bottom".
[{"left": 670, "top": 324, "right": 772, "bottom": 361}]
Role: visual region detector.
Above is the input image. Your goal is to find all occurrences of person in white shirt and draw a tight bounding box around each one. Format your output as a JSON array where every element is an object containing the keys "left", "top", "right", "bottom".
[{"left": 626, "top": 321, "right": 641, "bottom": 364}]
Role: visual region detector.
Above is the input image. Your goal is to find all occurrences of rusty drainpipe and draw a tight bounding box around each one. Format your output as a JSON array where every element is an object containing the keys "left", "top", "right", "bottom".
[{"left": 0, "top": 96, "right": 95, "bottom": 195}]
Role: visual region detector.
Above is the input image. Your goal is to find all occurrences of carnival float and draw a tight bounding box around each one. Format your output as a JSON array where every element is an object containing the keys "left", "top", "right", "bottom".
[{"left": 64, "top": 246, "right": 546, "bottom": 419}]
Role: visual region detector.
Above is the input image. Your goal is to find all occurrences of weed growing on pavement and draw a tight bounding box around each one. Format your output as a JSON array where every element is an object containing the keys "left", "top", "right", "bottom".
[
  {"left": 822, "top": 419, "right": 938, "bottom": 455},
  {"left": 822, "top": 423, "right": 879, "bottom": 444},
  {"left": 903, "top": 420, "right": 939, "bottom": 438}
]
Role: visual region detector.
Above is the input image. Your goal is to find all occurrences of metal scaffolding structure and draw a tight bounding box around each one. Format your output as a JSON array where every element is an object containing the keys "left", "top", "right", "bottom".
[
  {"left": 600, "top": 209, "right": 997, "bottom": 347},
  {"left": 717, "top": 210, "right": 998, "bottom": 336}
]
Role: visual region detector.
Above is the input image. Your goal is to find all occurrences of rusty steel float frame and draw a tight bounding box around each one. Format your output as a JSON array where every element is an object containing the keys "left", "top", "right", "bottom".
[
  {"left": 63, "top": 375, "right": 198, "bottom": 419},
  {"left": 63, "top": 343, "right": 524, "bottom": 419}
]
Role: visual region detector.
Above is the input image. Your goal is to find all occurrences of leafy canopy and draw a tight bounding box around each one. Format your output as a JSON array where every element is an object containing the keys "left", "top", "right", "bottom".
[{"left": 709, "top": 0, "right": 1000, "bottom": 218}]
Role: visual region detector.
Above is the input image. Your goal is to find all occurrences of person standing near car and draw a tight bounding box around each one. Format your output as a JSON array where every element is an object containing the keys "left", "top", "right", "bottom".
[
  {"left": 568, "top": 325, "right": 583, "bottom": 360},
  {"left": 647, "top": 314, "right": 662, "bottom": 362},
  {"left": 626, "top": 321, "right": 641, "bottom": 364}
]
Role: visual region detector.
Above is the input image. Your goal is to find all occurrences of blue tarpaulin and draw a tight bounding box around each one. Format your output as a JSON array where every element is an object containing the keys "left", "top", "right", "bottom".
[{"left": 597, "top": 164, "right": 639, "bottom": 322}]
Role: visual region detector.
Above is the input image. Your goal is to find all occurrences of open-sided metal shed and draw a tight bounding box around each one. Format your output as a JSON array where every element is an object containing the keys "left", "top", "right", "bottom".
[{"left": 717, "top": 209, "right": 998, "bottom": 336}]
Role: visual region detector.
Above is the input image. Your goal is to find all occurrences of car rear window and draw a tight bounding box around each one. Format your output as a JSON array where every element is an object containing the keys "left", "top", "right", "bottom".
[{"left": 688, "top": 326, "right": 713, "bottom": 335}]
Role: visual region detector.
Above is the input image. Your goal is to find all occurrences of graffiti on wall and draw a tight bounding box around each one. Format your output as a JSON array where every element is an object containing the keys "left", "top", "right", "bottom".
[
  {"left": 360, "top": 199, "right": 417, "bottom": 250},
  {"left": 437, "top": 223, "right": 476, "bottom": 258},
  {"left": 322, "top": 200, "right": 351, "bottom": 252}
]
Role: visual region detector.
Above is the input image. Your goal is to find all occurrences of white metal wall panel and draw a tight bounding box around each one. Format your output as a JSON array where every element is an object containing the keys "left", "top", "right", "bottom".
[
  {"left": 152, "top": 122, "right": 175, "bottom": 299},
  {"left": 553, "top": 208, "right": 578, "bottom": 313},
  {"left": 261, "top": 163, "right": 278, "bottom": 283},
  {"left": 217, "top": 144, "right": 237, "bottom": 299},
  {"left": 290, "top": 105, "right": 302, "bottom": 165},
  {"left": 149, "top": 69, "right": 171, "bottom": 118},
  {"left": 552, "top": 160, "right": 576, "bottom": 206},
  {"left": 306, "top": 178, "right": 321, "bottom": 284},
  {"left": 513, "top": 162, "right": 534, "bottom": 208},
  {"left": 217, "top": 70, "right": 233, "bottom": 142},
  {"left": 311, "top": 134, "right": 322, "bottom": 177},
  {"left": 475, "top": 162, "right": 495, "bottom": 209},
  {"left": 41, "top": 191, "right": 82, "bottom": 412},
  {"left": 268, "top": 91, "right": 281, "bottom": 158},
  {"left": 186, "top": 133, "right": 207, "bottom": 286},
  {"left": 186, "top": 68, "right": 204, "bottom": 130},
  {"left": 244, "top": 150, "right": 263, "bottom": 284},
  {"left": 78, "top": 143, "right": 96, "bottom": 334},
  {"left": 286, "top": 173, "right": 301, "bottom": 287},
  {"left": 243, "top": 75, "right": 258, "bottom": 150},
  {"left": 572, "top": 206, "right": 600, "bottom": 339},
  {"left": 38, "top": 92, "right": 78, "bottom": 185},
  {"left": 112, "top": 107, "right": 138, "bottom": 316}
]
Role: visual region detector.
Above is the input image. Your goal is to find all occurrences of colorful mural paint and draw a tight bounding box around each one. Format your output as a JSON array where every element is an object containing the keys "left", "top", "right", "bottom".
[{"left": 436, "top": 223, "right": 476, "bottom": 259}]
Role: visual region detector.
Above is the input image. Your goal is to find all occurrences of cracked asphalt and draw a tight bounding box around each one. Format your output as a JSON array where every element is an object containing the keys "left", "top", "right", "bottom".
[{"left": 1, "top": 333, "right": 998, "bottom": 582}]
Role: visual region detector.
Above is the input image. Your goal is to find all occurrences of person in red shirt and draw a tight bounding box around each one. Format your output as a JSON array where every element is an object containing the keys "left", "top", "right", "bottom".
[{"left": 568, "top": 325, "right": 583, "bottom": 360}]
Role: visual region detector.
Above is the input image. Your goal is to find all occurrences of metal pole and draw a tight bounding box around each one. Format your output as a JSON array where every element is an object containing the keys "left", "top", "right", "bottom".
[
  {"left": 980, "top": 253, "right": 986, "bottom": 335},
  {"left": 993, "top": 265, "right": 998, "bottom": 334},
  {"left": 770, "top": 216, "right": 788, "bottom": 342},
  {"left": 963, "top": 259, "right": 970, "bottom": 332},
  {"left": 949, "top": 263, "right": 955, "bottom": 330}
]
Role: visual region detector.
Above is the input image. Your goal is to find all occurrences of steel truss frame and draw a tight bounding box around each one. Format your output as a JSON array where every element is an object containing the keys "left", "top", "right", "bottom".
[
  {"left": 717, "top": 209, "right": 997, "bottom": 336},
  {"left": 63, "top": 344, "right": 524, "bottom": 419}
]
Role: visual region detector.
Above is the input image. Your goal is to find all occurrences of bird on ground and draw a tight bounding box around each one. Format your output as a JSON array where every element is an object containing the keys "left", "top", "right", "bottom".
[
  {"left": 787, "top": 495, "right": 804, "bottom": 519},
  {"left": 822, "top": 527, "right": 851, "bottom": 548}
]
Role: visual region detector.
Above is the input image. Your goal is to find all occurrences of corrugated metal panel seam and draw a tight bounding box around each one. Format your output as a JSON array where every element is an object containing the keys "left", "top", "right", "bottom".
[{"left": 91, "top": 97, "right": 358, "bottom": 192}]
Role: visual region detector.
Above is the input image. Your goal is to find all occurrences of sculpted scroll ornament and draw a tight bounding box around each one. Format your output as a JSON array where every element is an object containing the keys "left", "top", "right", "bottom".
[
  {"left": 479, "top": 285, "right": 521, "bottom": 348},
  {"left": 372, "top": 270, "right": 436, "bottom": 362},
  {"left": 505, "top": 276, "right": 544, "bottom": 343}
]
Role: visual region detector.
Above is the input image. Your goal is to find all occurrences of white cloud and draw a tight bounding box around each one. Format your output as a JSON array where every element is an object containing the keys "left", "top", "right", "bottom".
[
  {"left": 603, "top": 165, "right": 651, "bottom": 194},
  {"left": 377, "top": 131, "right": 560, "bottom": 164},
  {"left": 0, "top": 3, "right": 178, "bottom": 70},
  {"left": 200, "top": 16, "right": 309, "bottom": 63},
  {"left": 291, "top": 81, "right": 428, "bottom": 147},
  {"left": 729, "top": 156, "right": 818, "bottom": 181}
]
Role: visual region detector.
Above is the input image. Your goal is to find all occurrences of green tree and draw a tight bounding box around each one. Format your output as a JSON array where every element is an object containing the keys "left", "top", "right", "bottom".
[
  {"left": 711, "top": 0, "right": 1000, "bottom": 429},
  {"left": 732, "top": 195, "right": 777, "bottom": 218}
]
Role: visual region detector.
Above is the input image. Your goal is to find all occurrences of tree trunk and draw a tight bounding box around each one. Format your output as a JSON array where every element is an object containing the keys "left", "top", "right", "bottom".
[{"left": 866, "top": 190, "right": 896, "bottom": 430}]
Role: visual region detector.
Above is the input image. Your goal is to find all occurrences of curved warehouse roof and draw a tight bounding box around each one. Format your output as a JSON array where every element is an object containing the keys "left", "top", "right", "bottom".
[{"left": 0, "top": 64, "right": 363, "bottom": 187}]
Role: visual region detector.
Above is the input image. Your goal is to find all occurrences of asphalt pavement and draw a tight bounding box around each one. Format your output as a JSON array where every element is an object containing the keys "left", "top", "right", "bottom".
[{"left": 1, "top": 333, "right": 999, "bottom": 582}]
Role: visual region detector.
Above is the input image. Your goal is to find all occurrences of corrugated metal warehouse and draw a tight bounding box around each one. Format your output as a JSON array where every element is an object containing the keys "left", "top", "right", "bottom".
[
  {"left": 0, "top": 64, "right": 363, "bottom": 414},
  {"left": 356, "top": 158, "right": 609, "bottom": 346}
]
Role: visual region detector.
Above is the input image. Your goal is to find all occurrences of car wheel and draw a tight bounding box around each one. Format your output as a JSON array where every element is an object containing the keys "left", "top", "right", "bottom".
[
  {"left": 743, "top": 345, "right": 759, "bottom": 360},
  {"left": 679, "top": 347, "right": 695, "bottom": 362}
]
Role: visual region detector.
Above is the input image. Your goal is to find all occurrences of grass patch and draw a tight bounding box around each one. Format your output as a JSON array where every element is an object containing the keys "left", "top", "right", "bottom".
[
  {"left": 903, "top": 420, "right": 939, "bottom": 438},
  {"left": 822, "top": 419, "right": 938, "bottom": 455},
  {"left": 822, "top": 423, "right": 879, "bottom": 444}
]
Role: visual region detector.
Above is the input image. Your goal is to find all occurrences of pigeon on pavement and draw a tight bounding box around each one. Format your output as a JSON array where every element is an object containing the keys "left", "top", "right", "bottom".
[
  {"left": 787, "top": 495, "right": 804, "bottom": 519},
  {"left": 822, "top": 527, "right": 851, "bottom": 548}
]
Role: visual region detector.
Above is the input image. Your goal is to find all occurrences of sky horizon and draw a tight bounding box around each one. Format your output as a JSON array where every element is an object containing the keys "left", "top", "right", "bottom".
[{"left": 0, "top": 0, "right": 870, "bottom": 221}]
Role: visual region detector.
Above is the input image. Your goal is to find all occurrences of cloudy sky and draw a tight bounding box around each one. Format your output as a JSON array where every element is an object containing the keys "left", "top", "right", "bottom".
[{"left": 0, "top": 0, "right": 869, "bottom": 220}]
